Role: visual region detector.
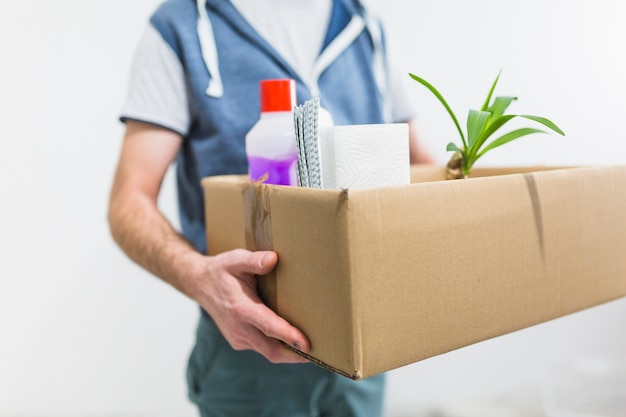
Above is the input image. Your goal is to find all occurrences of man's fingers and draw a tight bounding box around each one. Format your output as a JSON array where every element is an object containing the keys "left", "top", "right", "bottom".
[
  {"left": 228, "top": 250, "right": 277, "bottom": 276},
  {"left": 253, "top": 251, "right": 277, "bottom": 275},
  {"left": 213, "top": 248, "right": 311, "bottom": 364},
  {"left": 243, "top": 301, "right": 311, "bottom": 353},
  {"left": 245, "top": 327, "right": 309, "bottom": 364}
]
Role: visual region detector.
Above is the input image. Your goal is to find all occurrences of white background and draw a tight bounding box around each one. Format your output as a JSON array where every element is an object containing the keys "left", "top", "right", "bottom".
[{"left": 0, "top": 1, "right": 624, "bottom": 416}]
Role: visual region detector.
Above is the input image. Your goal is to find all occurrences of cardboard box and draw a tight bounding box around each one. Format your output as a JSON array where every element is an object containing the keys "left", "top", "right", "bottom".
[{"left": 202, "top": 165, "right": 626, "bottom": 380}]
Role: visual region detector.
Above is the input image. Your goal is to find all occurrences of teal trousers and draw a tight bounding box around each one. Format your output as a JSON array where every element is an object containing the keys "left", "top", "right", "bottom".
[{"left": 187, "top": 313, "right": 385, "bottom": 417}]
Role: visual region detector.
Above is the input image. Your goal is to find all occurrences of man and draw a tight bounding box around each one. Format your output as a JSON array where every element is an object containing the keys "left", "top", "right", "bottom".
[{"left": 109, "top": 0, "right": 433, "bottom": 415}]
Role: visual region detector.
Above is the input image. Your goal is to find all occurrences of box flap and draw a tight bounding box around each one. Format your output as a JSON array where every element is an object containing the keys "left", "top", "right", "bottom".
[
  {"left": 259, "top": 185, "right": 361, "bottom": 378},
  {"left": 347, "top": 165, "right": 626, "bottom": 377}
]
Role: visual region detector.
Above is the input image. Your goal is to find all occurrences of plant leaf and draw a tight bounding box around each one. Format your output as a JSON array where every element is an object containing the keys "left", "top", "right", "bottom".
[
  {"left": 447, "top": 142, "right": 462, "bottom": 152},
  {"left": 488, "top": 96, "right": 518, "bottom": 119},
  {"left": 520, "top": 115, "right": 566, "bottom": 136},
  {"left": 478, "top": 128, "right": 547, "bottom": 158},
  {"left": 473, "top": 114, "right": 517, "bottom": 154},
  {"left": 467, "top": 110, "right": 491, "bottom": 151},
  {"left": 480, "top": 69, "right": 503, "bottom": 111},
  {"left": 409, "top": 73, "right": 467, "bottom": 148}
]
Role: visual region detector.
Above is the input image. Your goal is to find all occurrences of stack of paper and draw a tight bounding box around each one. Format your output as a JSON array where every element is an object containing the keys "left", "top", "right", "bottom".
[{"left": 293, "top": 98, "right": 323, "bottom": 188}]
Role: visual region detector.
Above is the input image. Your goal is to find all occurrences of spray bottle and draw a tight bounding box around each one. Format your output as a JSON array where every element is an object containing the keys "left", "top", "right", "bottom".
[{"left": 245, "top": 79, "right": 298, "bottom": 185}]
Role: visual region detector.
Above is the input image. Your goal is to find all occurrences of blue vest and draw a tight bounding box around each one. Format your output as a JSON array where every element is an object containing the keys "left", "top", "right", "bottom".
[{"left": 150, "top": 0, "right": 388, "bottom": 253}]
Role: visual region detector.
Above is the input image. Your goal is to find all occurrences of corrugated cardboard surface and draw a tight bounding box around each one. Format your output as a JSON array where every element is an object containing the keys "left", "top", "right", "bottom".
[{"left": 202, "top": 165, "right": 626, "bottom": 379}]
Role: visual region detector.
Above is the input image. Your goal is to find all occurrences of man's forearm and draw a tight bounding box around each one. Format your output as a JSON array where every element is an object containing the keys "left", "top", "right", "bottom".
[
  {"left": 108, "top": 122, "right": 311, "bottom": 363},
  {"left": 108, "top": 189, "right": 203, "bottom": 300}
]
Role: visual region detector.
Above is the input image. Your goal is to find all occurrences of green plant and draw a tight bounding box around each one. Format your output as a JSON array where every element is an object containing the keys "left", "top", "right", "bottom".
[{"left": 409, "top": 70, "right": 565, "bottom": 179}]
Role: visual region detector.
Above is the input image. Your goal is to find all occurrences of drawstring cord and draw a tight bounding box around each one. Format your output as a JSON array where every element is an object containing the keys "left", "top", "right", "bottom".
[
  {"left": 195, "top": 0, "right": 386, "bottom": 109},
  {"left": 196, "top": 0, "right": 224, "bottom": 97},
  {"left": 364, "top": 14, "right": 391, "bottom": 123}
]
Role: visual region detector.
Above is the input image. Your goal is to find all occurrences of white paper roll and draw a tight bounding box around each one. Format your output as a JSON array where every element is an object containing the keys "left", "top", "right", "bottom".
[{"left": 319, "top": 124, "right": 410, "bottom": 190}]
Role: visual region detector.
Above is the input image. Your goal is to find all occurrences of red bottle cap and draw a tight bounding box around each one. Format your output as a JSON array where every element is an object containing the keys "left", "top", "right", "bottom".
[{"left": 260, "top": 79, "right": 296, "bottom": 112}]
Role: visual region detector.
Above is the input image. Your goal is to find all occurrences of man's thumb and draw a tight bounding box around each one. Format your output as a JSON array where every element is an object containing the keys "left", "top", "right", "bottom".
[{"left": 254, "top": 251, "right": 278, "bottom": 275}]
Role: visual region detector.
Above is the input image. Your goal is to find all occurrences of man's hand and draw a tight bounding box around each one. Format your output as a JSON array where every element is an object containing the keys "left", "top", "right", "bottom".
[
  {"left": 192, "top": 249, "right": 310, "bottom": 364},
  {"left": 109, "top": 120, "right": 309, "bottom": 365}
]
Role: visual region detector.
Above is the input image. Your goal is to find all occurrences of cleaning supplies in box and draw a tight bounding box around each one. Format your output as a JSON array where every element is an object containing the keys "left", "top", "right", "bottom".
[
  {"left": 245, "top": 79, "right": 299, "bottom": 185},
  {"left": 246, "top": 79, "right": 410, "bottom": 190},
  {"left": 293, "top": 97, "right": 335, "bottom": 188},
  {"left": 320, "top": 123, "right": 410, "bottom": 190},
  {"left": 294, "top": 97, "right": 410, "bottom": 190}
]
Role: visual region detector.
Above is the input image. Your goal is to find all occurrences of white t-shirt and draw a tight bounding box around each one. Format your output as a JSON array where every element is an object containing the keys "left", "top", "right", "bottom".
[
  {"left": 229, "top": 0, "right": 332, "bottom": 88},
  {"left": 121, "top": 1, "right": 418, "bottom": 135}
]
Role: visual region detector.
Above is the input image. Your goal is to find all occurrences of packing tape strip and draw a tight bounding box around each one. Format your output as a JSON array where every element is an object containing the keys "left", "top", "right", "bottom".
[
  {"left": 243, "top": 180, "right": 278, "bottom": 312},
  {"left": 243, "top": 181, "right": 361, "bottom": 380}
]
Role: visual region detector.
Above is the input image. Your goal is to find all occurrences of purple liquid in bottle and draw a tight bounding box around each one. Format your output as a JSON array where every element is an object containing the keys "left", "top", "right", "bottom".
[{"left": 248, "top": 155, "right": 298, "bottom": 186}]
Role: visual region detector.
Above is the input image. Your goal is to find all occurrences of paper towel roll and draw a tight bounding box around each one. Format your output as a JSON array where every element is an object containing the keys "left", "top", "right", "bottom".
[{"left": 319, "top": 124, "right": 410, "bottom": 190}]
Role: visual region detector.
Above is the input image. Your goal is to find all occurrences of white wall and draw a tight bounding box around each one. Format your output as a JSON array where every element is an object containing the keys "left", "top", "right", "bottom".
[
  {"left": 0, "top": 1, "right": 624, "bottom": 416},
  {"left": 374, "top": 1, "right": 626, "bottom": 415}
]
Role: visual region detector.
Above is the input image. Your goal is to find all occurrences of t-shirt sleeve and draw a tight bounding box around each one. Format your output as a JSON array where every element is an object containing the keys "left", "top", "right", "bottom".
[{"left": 120, "top": 24, "right": 191, "bottom": 136}]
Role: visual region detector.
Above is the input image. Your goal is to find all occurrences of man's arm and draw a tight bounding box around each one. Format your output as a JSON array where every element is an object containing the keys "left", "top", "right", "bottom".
[
  {"left": 108, "top": 120, "right": 309, "bottom": 363},
  {"left": 408, "top": 119, "right": 436, "bottom": 165}
]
